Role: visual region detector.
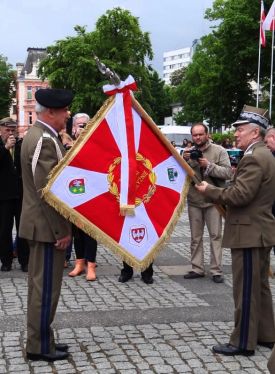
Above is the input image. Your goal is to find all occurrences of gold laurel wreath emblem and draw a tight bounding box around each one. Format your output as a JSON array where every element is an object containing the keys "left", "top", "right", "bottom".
[{"left": 107, "top": 153, "right": 157, "bottom": 206}]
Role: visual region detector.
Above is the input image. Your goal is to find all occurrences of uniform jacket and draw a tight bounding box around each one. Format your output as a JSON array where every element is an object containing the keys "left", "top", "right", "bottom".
[
  {"left": 204, "top": 141, "right": 275, "bottom": 248},
  {"left": 0, "top": 137, "right": 22, "bottom": 200},
  {"left": 19, "top": 121, "right": 71, "bottom": 243},
  {"left": 187, "top": 141, "right": 233, "bottom": 208}
]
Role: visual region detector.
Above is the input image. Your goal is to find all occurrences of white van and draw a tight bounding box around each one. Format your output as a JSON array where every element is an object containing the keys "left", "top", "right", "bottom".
[{"left": 158, "top": 125, "right": 192, "bottom": 154}]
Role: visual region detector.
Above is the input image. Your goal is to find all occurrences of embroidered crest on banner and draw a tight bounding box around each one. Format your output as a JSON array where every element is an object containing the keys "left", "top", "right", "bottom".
[
  {"left": 167, "top": 167, "right": 178, "bottom": 182},
  {"left": 69, "top": 178, "right": 86, "bottom": 194},
  {"left": 130, "top": 225, "right": 147, "bottom": 245},
  {"left": 108, "top": 153, "right": 157, "bottom": 207}
]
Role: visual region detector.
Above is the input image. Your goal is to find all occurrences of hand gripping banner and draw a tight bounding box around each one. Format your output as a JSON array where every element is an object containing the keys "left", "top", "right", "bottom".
[{"left": 42, "top": 76, "right": 195, "bottom": 270}]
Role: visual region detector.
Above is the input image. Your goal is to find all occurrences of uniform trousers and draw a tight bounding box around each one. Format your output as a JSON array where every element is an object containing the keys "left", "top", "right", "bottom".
[
  {"left": 229, "top": 247, "right": 275, "bottom": 351},
  {"left": 14, "top": 198, "right": 29, "bottom": 266},
  {"left": 188, "top": 204, "right": 223, "bottom": 275},
  {"left": 26, "top": 241, "right": 65, "bottom": 354}
]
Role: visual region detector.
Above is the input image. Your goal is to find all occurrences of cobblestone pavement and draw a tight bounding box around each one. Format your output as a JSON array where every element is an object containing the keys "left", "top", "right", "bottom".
[{"left": 1, "top": 211, "right": 274, "bottom": 373}]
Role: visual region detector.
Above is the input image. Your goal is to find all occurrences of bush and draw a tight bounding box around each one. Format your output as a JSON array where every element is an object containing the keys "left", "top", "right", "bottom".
[{"left": 210, "top": 132, "right": 234, "bottom": 145}]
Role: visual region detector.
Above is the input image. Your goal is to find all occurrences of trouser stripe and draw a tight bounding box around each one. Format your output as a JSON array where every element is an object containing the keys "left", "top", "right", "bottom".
[
  {"left": 40, "top": 243, "right": 53, "bottom": 354},
  {"left": 240, "top": 249, "right": 252, "bottom": 349}
]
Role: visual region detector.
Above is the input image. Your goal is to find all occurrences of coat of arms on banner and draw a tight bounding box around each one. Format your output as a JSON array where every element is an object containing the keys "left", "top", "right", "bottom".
[{"left": 42, "top": 76, "right": 194, "bottom": 271}]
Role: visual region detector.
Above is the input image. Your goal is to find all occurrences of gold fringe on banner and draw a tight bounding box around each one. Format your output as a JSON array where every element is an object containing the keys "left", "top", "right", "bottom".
[
  {"left": 42, "top": 93, "right": 193, "bottom": 272},
  {"left": 43, "top": 176, "right": 191, "bottom": 272}
]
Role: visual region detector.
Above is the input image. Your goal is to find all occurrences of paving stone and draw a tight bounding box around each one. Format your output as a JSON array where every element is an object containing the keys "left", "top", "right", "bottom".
[{"left": 1, "top": 211, "right": 273, "bottom": 373}]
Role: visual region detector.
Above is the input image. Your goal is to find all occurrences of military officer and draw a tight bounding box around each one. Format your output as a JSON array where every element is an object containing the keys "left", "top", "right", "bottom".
[
  {"left": 196, "top": 105, "right": 275, "bottom": 357},
  {"left": 19, "top": 88, "right": 73, "bottom": 362}
]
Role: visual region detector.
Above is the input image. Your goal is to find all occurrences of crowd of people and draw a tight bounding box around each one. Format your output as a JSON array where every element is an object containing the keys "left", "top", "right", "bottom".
[{"left": 1, "top": 89, "right": 275, "bottom": 372}]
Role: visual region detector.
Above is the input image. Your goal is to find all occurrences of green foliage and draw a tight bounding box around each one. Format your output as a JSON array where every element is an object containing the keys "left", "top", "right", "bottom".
[
  {"left": 148, "top": 70, "right": 171, "bottom": 125},
  {"left": 210, "top": 131, "right": 234, "bottom": 145},
  {"left": 172, "top": 0, "right": 274, "bottom": 128},
  {"left": 170, "top": 67, "right": 186, "bottom": 87},
  {"left": 0, "top": 55, "right": 14, "bottom": 118},
  {"left": 39, "top": 7, "right": 159, "bottom": 117}
]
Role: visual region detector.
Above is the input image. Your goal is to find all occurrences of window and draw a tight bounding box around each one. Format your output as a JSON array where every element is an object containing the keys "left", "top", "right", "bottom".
[
  {"left": 28, "top": 112, "right": 33, "bottom": 125},
  {"left": 27, "top": 86, "right": 32, "bottom": 100}
]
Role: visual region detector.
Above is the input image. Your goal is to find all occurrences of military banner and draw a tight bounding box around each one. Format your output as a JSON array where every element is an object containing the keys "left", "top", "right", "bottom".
[{"left": 42, "top": 76, "right": 194, "bottom": 270}]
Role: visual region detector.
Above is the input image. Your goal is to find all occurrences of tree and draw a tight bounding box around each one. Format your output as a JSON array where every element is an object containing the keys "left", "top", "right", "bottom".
[
  {"left": 39, "top": 8, "right": 155, "bottom": 116},
  {"left": 0, "top": 55, "right": 14, "bottom": 118},
  {"left": 170, "top": 67, "right": 187, "bottom": 87},
  {"left": 174, "top": 0, "right": 274, "bottom": 127},
  {"left": 148, "top": 70, "right": 171, "bottom": 125}
]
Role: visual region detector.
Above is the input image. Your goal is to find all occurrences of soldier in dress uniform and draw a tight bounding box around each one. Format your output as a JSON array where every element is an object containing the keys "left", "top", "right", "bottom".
[
  {"left": 19, "top": 88, "right": 73, "bottom": 362},
  {"left": 196, "top": 105, "right": 275, "bottom": 357}
]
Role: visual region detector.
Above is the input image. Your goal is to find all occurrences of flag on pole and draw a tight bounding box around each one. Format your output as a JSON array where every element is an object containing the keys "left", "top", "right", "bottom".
[
  {"left": 260, "top": 0, "right": 266, "bottom": 46},
  {"left": 263, "top": 0, "right": 275, "bottom": 31},
  {"left": 42, "top": 76, "right": 194, "bottom": 271}
]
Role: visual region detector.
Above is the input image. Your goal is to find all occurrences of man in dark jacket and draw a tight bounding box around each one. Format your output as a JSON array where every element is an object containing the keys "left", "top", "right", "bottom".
[{"left": 0, "top": 117, "right": 29, "bottom": 271}]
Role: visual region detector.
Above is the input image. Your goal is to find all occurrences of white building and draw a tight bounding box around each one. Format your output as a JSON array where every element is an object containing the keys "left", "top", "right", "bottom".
[{"left": 162, "top": 47, "right": 192, "bottom": 85}]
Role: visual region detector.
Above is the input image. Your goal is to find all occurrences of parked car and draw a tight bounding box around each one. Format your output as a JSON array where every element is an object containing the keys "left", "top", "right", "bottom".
[
  {"left": 158, "top": 125, "right": 192, "bottom": 155},
  {"left": 227, "top": 148, "right": 244, "bottom": 167}
]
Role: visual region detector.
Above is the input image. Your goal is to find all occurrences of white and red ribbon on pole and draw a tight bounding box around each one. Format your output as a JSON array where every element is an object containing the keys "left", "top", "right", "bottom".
[{"left": 103, "top": 75, "right": 138, "bottom": 216}]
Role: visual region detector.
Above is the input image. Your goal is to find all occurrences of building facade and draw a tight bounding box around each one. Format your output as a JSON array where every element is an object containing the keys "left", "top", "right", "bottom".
[
  {"left": 162, "top": 47, "right": 192, "bottom": 85},
  {"left": 162, "top": 40, "right": 199, "bottom": 85},
  {"left": 16, "top": 48, "right": 48, "bottom": 134}
]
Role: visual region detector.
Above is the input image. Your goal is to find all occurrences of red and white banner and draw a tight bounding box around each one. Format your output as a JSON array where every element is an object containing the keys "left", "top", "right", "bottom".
[
  {"left": 263, "top": 0, "right": 275, "bottom": 31},
  {"left": 260, "top": 0, "right": 266, "bottom": 46},
  {"left": 43, "top": 77, "right": 193, "bottom": 270}
]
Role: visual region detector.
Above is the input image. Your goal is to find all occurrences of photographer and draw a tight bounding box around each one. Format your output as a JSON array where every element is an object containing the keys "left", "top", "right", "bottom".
[
  {"left": 183, "top": 123, "right": 232, "bottom": 283},
  {"left": 0, "top": 117, "right": 29, "bottom": 272}
]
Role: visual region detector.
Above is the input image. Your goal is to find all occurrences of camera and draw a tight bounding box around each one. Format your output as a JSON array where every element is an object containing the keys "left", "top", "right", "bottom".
[
  {"left": 190, "top": 147, "right": 203, "bottom": 160},
  {"left": 15, "top": 137, "right": 23, "bottom": 145}
]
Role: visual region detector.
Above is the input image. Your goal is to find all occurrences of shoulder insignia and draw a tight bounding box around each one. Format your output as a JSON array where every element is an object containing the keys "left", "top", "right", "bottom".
[{"left": 42, "top": 132, "right": 52, "bottom": 139}]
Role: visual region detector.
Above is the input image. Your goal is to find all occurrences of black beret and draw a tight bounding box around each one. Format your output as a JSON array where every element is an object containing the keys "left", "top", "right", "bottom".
[
  {"left": 35, "top": 88, "right": 73, "bottom": 108},
  {"left": 0, "top": 117, "right": 17, "bottom": 127}
]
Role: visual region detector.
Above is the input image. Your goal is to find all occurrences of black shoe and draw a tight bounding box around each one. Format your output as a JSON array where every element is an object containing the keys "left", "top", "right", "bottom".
[
  {"left": 118, "top": 273, "right": 132, "bottom": 283},
  {"left": 21, "top": 265, "right": 28, "bottom": 272},
  {"left": 26, "top": 350, "right": 69, "bottom": 362},
  {"left": 258, "top": 341, "right": 274, "bottom": 349},
  {"left": 55, "top": 343, "right": 69, "bottom": 352},
  {"left": 212, "top": 343, "right": 254, "bottom": 356},
  {"left": 184, "top": 271, "right": 204, "bottom": 279},
  {"left": 1, "top": 265, "right": 11, "bottom": 272},
  {"left": 141, "top": 275, "right": 154, "bottom": 285},
  {"left": 212, "top": 275, "right": 224, "bottom": 283}
]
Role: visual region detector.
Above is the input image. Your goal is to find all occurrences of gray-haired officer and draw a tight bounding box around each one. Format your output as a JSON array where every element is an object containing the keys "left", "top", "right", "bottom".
[
  {"left": 19, "top": 88, "right": 73, "bottom": 362},
  {"left": 196, "top": 105, "right": 275, "bottom": 357}
]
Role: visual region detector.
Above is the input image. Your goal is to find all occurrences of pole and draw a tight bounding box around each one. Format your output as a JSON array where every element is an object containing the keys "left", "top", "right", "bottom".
[
  {"left": 257, "top": 27, "right": 262, "bottom": 107},
  {"left": 257, "top": 1, "right": 263, "bottom": 107}
]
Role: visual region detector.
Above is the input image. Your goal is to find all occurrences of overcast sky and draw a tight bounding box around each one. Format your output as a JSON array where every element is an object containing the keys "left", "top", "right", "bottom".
[{"left": 0, "top": 0, "right": 214, "bottom": 74}]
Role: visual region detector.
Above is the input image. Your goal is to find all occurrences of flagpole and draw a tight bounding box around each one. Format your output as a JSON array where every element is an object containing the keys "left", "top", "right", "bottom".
[
  {"left": 257, "top": 24, "right": 262, "bottom": 107},
  {"left": 257, "top": 1, "right": 263, "bottom": 107},
  {"left": 269, "top": 21, "right": 274, "bottom": 118}
]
